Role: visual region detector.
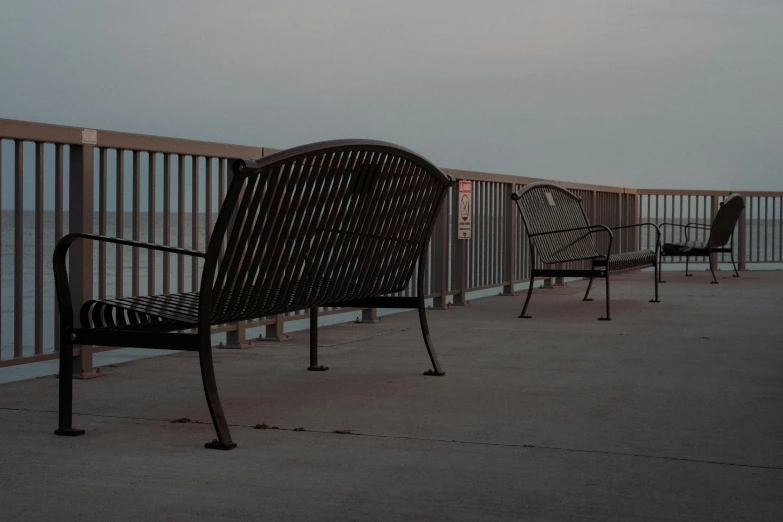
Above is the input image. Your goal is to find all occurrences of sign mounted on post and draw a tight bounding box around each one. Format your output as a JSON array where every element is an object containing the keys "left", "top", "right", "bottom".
[{"left": 458, "top": 180, "right": 472, "bottom": 239}]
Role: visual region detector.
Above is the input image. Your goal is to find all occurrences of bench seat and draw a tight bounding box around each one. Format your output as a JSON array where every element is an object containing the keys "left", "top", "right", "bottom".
[{"left": 596, "top": 249, "right": 657, "bottom": 271}]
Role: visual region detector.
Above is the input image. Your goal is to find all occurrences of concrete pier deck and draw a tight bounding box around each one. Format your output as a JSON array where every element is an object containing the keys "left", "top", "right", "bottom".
[{"left": 1, "top": 270, "right": 781, "bottom": 521}]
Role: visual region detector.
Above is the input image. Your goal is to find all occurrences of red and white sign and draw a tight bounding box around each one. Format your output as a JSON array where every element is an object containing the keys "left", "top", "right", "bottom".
[{"left": 458, "top": 180, "right": 472, "bottom": 239}]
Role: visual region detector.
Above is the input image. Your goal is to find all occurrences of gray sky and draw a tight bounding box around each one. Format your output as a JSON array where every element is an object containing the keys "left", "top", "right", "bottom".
[{"left": 1, "top": 0, "right": 782, "bottom": 191}]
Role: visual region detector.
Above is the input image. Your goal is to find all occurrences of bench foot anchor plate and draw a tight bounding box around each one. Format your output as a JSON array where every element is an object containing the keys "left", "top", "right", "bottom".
[
  {"left": 518, "top": 315, "right": 532, "bottom": 319},
  {"left": 308, "top": 365, "right": 329, "bottom": 372},
  {"left": 205, "top": 439, "right": 237, "bottom": 450},
  {"left": 583, "top": 298, "right": 594, "bottom": 302},
  {"left": 423, "top": 369, "right": 445, "bottom": 376},
  {"left": 649, "top": 299, "right": 660, "bottom": 303},
  {"left": 598, "top": 317, "right": 611, "bottom": 321}
]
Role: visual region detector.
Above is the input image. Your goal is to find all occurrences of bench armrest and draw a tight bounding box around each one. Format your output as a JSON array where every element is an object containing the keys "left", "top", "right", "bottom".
[
  {"left": 659, "top": 221, "right": 710, "bottom": 241},
  {"left": 530, "top": 225, "right": 614, "bottom": 259},
  {"left": 527, "top": 224, "right": 613, "bottom": 239},
  {"left": 610, "top": 223, "right": 661, "bottom": 254},
  {"left": 53, "top": 233, "right": 207, "bottom": 329},
  {"left": 55, "top": 233, "right": 207, "bottom": 258}
]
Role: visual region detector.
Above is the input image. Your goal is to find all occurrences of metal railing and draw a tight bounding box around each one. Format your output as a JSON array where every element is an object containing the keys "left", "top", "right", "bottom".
[
  {"left": 1, "top": 118, "right": 779, "bottom": 372},
  {"left": 638, "top": 190, "right": 783, "bottom": 269}
]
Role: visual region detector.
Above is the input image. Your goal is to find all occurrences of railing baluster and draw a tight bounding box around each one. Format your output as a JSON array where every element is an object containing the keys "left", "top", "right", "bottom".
[
  {"left": 132, "top": 150, "right": 141, "bottom": 297},
  {"left": 54, "top": 145, "right": 64, "bottom": 352},
  {"left": 0, "top": 140, "right": 3, "bottom": 359},
  {"left": 772, "top": 197, "right": 777, "bottom": 263},
  {"left": 747, "top": 197, "right": 754, "bottom": 263},
  {"left": 219, "top": 158, "right": 226, "bottom": 260},
  {"left": 178, "top": 155, "right": 185, "bottom": 293},
  {"left": 14, "top": 140, "right": 24, "bottom": 358},
  {"left": 778, "top": 196, "right": 782, "bottom": 262},
  {"left": 163, "top": 153, "right": 171, "bottom": 294},
  {"left": 758, "top": 196, "right": 763, "bottom": 263},
  {"left": 116, "top": 150, "right": 124, "bottom": 298},
  {"left": 206, "top": 157, "right": 213, "bottom": 245},
  {"left": 192, "top": 156, "right": 199, "bottom": 291},
  {"left": 148, "top": 152, "right": 157, "bottom": 295},
  {"left": 98, "top": 148, "right": 107, "bottom": 299},
  {"left": 35, "top": 142, "right": 44, "bottom": 355}
]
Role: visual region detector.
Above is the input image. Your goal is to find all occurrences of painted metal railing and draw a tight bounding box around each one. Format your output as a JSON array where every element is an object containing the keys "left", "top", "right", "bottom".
[
  {"left": 638, "top": 190, "right": 783, "bottom": 269},
  {"left": 1, "top": 118, "right": 779, "bottom": 373}
]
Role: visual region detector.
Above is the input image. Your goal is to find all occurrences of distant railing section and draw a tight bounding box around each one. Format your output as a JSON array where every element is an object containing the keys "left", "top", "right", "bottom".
[
  {"left": 2, "top": 118, "right": 778, "bottom": 372},
  {"left": 638, "top": 190, "right": 783, "bottom": 269}
]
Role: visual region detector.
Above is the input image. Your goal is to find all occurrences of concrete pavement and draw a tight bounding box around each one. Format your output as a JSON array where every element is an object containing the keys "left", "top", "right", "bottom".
[{"left": 1, "top": 269, "right": 781, "bottom": 520}]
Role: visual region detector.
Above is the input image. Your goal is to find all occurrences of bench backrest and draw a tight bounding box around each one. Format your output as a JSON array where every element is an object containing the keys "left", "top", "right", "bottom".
[
  {"left": 709, "top": 194, "right": 744, "bottom": 248},
  {"left": 511, "top": 182, "right": 598, "bottom": 264},
  {"left": 203, "top": 140, "right": 451, "bottom": 324}
]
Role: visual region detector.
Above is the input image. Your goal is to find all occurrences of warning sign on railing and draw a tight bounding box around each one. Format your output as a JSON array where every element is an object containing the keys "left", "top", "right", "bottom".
[{"left": 458, "top": 180, "right": 472, "bottom": 239}]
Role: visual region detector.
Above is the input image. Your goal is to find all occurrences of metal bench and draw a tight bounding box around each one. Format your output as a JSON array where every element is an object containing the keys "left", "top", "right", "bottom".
[
  {"left": 53, "top": 139, "right": 452, "bottom": 449},
  {"left": 659, "top": 194, "right": 744, "bottom": 284},
  {"left": 511, "top": 182, "right": 660, "bottom": 320}
]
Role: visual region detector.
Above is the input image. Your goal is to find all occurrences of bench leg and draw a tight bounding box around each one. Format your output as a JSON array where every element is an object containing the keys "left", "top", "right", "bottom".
[
  {"left": 308, "top": 307, "right": 328, "bottom": 371},
  {"left": 685, "top": 258, "right": 692, "bottom": 276},
  {"left": 198, "top": 334, "right": 236, "bottom": 450},
  {"left": 709, "top": 256, "right": 719, "bottom": 284},
  {"left": 731, "top": 250, "right": 740, "bottom": 277},
  {"left": 413, "top": 250, "right": 444, "bottom": 376},
  {"left": 519, "top": 276, "right": 534, "bottom": 318},
  {"left": 418, "top": 297, "right": 445, "bottom": 376},
  {"left": 598, "top": 272, "right": 611, "bottom": 321},
  {"left": 650, "top": 261, "right": 661, "bottom": 303},
  {"left": 54, "top": 333, "right": 85, "bottom": 438},
  {"left": 519, "top": 251, "right": 535, "bottom": 318},
  {"left": 582, "top": 277, "right": 595, "bottom": 302}
]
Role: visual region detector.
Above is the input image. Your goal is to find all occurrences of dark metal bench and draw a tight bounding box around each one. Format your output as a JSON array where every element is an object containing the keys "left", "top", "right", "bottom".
[
  {"left": 511, "top": 182, "right": 660, "bottom": 320},
  {"left": 659, "top": 194, "right": 744, "bottom": 284},
  {"left": 54, "top": 140, "right": 452, "bottom": 449}
]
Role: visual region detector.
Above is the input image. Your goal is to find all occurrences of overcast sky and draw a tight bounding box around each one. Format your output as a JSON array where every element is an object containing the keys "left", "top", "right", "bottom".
[{"left": 1, "top": 0, "right": 781, "bottom": 191}]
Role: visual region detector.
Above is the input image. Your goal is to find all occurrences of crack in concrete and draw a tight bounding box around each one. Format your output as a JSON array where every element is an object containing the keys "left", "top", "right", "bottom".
[{"left": 3, "top": 406, "right": 780, "bottom": 471}]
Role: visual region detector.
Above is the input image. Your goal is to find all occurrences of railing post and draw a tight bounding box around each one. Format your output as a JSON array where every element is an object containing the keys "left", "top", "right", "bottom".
[
  {"left": 225, "top": 321, "right": 249, "bottom": 349},
  {"left": 69, "top": 144, "right": 97, "bottom": 378},
  {"left": 357, "top": 308, "right": 379, "bottom": 323},
  {"left": 452, "top": 184, "right": 469, "bottom": 306},
  {"left": 265, "top": 314, "right": 287, "bottom": 341},
  {"left": 221, "top": 160, "right": 254, "bottom": 349},
  {"left": 502, "top": 183, "right": 517, "bottom": 296},
  {"left": 431, "top": 199, "right": 449, "bottom": 309}
]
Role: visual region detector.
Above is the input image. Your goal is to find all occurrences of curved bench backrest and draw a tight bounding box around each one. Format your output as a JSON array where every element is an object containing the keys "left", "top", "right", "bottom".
[
  {"left": 512, "top": 182, "right": 597, "bottom": 264},
  {"left": 709, "top": 194, "right": 744, "bottom": 248},
  {"left": 204, "top": 140, "right": 451, "bottom": 324}
]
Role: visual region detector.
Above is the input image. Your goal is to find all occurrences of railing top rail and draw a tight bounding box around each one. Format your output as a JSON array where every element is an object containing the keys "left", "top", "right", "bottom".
[
  {"left": 0, "top": 118, "right": 265, "bottom": 158},
  {"left": 4, "top": 118, "right": 778, "bottom": 197},
  {"left": 442, "top": 168, "right": 638, "bottom": 195},
  {"left": 637, "top": 188, "right": 783, "bottom": 197}
]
